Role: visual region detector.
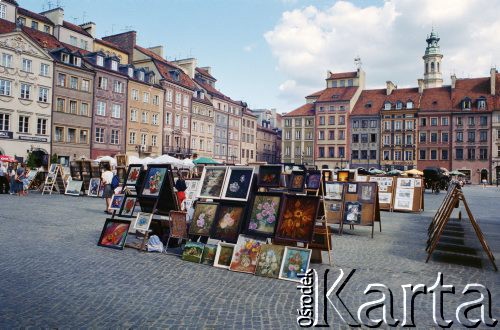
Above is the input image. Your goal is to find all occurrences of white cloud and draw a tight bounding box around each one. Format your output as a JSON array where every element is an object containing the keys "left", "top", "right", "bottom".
[
  {"left": 265, "top": 0, "right": 500, "bottom": 107},
  {"left": 243, "top": 44, "right": 256, "bottom": 52}
]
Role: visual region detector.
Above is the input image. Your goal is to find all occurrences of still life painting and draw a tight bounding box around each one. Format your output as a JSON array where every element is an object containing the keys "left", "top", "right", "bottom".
[
  {"left": 254, "top": 244, "right": 285, "bottom": 279},
  {"left": 229, "top": 235, "right": 265, "bottom": 274},
  {"left": 182, "top": 242, "right": 205, "bottom": 263},
  {"left": 245, "top": 193, "right": 281, "bottom": 238},
  {"left": 222, "top": 167, "right": 254, "bottom": 201},
  {"left": 134, "top": 212, "right": 153, "bottom": 231},
  {"left": 214, "top": 242, "right": 235, "bottom": 269},
  {"left": 279, "top": 247, "right": 312, "bottom": 282},
  {"left": 211, "top": 203, "right": 245, "bottom": 243},
  {"left": 142, "top": 166, "right": 167, "bottom": 196},
  {"left": 198, "top": 166, "right": 227, "bottom": 199},
  {"left": 189, "top": 202, "right": 218, "bottom": 236},
  {"left": 97, "top": 219, "right": 130, "bottom": 250},
  {"left": 306, "top": 171, "right": 321, "bottom": 190},
  {"left": 257, "top": 165, "right": 282, "bottom": 187},
  {"left": 120, "top": 196, "right": 137, "bottom": 216},
  {"left": 126, "top": 165, "right": 142, "bottom": 185},
  {"left": 201, "top": 244, "right": 218, "bottom": 265},
  {"left": 344, "top": 202, "right": 362, "bottom": 224},
  {"left": 275, "top": 195, "right": 319, "bottom": 243},
  {"left": 288, "top": 171, "right": 305, "bottom": 192}
]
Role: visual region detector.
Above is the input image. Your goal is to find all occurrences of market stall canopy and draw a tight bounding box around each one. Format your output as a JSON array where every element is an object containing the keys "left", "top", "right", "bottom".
[
  {"left": 127, "top": 155, "right": 144, "bottom": 165},
  {"left": 404, "top": 169, "right": 424, "bottom": 176},
  {"left": 386, "top": 169, "right": 403, "bottom": 176},
  {"left": 94, "top": 156, "right": 117, "bottom": 166},
  {"left": 449, "top": 170, "right": 466, "bottom": 176},
  {"left": 149, "top": 154, "right": 184, "bottom": 167},
  {"left": 180, "top": 158, "right": 195, "bottom": 169},
  {"left": 369, "top": 169, "right": 386, "bottom": 175},
  {"left": 193, "top": 157, "right": 221, "bottom": 165},
  {"left": 142, "top": 157, "right": 155, "bottom": 165},
  {"left": 0, "top": 155, "right": 17, "bottom": 162}
]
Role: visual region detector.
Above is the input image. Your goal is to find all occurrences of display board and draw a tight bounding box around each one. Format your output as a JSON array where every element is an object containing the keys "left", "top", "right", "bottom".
[
  {"left": 393, "top": 177, "right": 424, "bottom": 212},
  {"left": 368, "top": 176, "right": 395, "bottom": 211},
  {"left": 42, "top": 165, "right": 66, "bottom": 195},
  {"left": 69, "top": 160, "right": 93, "bottom": 192}
]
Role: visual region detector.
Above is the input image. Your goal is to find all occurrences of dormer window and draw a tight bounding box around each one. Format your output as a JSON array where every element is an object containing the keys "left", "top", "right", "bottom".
[
  {"left": 169, "top": 70, "right": 180, "bottom": 82},
  {"left": 477, "top": 98, "right": 486, "bottom": 109},
  {"left": 365, "top": 102, "right": 372, "bottom": 108},
  {"left": 96, "top": 56, "right": 104, "bottom": 66},
  {"left": 406, "top": 101, "right": 413, "bottom": 109},
  {"left": 396, "top": 101, "right": 403, "bottom": 109},
  {"left": 149, "top": 75, "right": 155, "bottom": 84},
  {"left": 72, "top": 56, "right": 81, "bottom": 67},
  {"left": 61, "top": 53, "right": 69, "bottom": 63},
  {"left": 111, "top": 60, "right": 118, "bottom": 71},
  {"left": 384, "top": 102, "right": 391, "bottom": 110},
  {"left": 139, "top": 71, "right": 145, "bottom": 81},
  {"left": 462, "top": 98, "right": 471, "bottom": 110},
  {"left": 128, "top": 68, "right": 133, "bottom": 78}
]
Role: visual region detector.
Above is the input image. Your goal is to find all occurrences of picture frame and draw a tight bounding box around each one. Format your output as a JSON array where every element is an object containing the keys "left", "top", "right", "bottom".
[
  {"left": 254, "top": 244, "right": 285, "bottom": 279},
  {"left": 169, "top": 211, "right": 188, "bottom": 239},
  {"left": 211, "top": 202, "right": 246, "bottom": 243},
  {"left": 337, "top": 170, "right": 350, "bottom": 182},
  {"left": 378, "top": 192, "right": 392, "bottom": 204},
  {"left": 245, "top": 192, "right": 282, "bottom": 238},
  {"left": 343, "top": 201, "right": 362, "bottom": 225},
  {"left": 97, "top": 218, "right": 130, "bottom": 250},
  {"left": 125, "top": 164, "right": 143, "bottom": 186},
  {"left": 278, "top": 246, "right": 312, "bottom": 282},
  {"left": 324, "top": 182, "right": 343, "bottom": 200},
  {"left": 288, "top": 171, "right": 306, "bottom": 192},
  {"left": 398, "top": 178, "right": 414, "bottom": 188},
  {"left": 347, "top": 183, "right": 357, "bottom": 193},
  {"left": 306, "top": 170, "right": 321, "bottom": 190},
  {"left": 275, "top": 194, "right": 320, "bottom": 243},
  {"left": 221, "top": 166, "right": 255, "bottom": 201},
  {"left": 133, "top": 212, "right": 153, "bottom": 232},
  {"left": 49, "top": 164, "right": 57, "bottom": 174},
  {"left": 119, "top": 196, "right": 137, "bottom": 217},
  {"left": 257, "top": 165, "right": 282, "bottom": 188},
  {"left": 116, "top": 154, "right": 127, "bottom": 167},
  {"left": 201, "top": 244, "right": 218, "bottom": 265},
  {"left": 109, "top": 194, "right": 125, "bottom": 211},
  {"left": 229, "top": 235, "right": 266, "bottom": 274},
  {"left": 65, "top": 180, "right": 83, "bottom": 196},
  {"left": 88, "top": 178, "right": 101, "bottom": 197},
  {"left": 141, "top": 165, "right": 168, "bottom": 197},
  {"left": 358, "top": 182, "right": 376, "bottom": 203},
  {"left": 181, "top": 242, "right": 205, "bottom": 263},
  {"left": 197, "top": 166, "right": 228, "bottom": 199},
  {"left": 324, "top": 200, "right": 342, "bottom": 224},
  {"left": 189, "top": 202, "right": 219, "bottom": 237},
  {"left": 213, "top": 242, "right": 236, "bottom": 269},
  {"left": 116, "top": 167, "right": 127, "bottom": 185}
]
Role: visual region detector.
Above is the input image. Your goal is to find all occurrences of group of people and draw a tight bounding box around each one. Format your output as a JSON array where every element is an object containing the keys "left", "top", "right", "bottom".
[{"left": 0, "top": 162, "right": 29, "bottom": 196}]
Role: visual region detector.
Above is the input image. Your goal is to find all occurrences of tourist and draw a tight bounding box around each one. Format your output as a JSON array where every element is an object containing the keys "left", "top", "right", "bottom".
[
  {"left": 15, "top": 163, "right": 26, "bottom": 196},
  {"left": 0, "top": 162, "right": 7, "bottom": 194},
  {"left": 101, "top": 163, "right": 114, "bottom": 214},
  {"left": 175, "top": 173, "right": 187, "bottom": 208},
  {"left": 8, "top": 164, "right": 16, "bottom": 195}
]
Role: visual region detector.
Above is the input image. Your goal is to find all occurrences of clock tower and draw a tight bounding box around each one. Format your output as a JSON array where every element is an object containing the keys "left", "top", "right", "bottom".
[{"left": 422, "top": 29, "right": 443, "bottom": 88}]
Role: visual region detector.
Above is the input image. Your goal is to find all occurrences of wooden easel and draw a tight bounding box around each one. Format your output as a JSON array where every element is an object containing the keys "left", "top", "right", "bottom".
[
  {"left": 42, "top": 165, "right": 66, "bottom": 195},
  {"left": 309, "top": 215, "right": 333, "bottom": 266}
]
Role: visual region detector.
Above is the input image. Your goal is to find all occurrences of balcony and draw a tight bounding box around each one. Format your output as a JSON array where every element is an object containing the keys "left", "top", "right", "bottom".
[{"left": 163, "top": 146, "right": 192, "bottom": 157}]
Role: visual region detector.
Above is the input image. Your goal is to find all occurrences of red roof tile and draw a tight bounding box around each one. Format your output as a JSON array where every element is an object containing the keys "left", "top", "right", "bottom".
[
  {"left": 306, "top": 89, "right": 326, "bottom": 98},
  {"left": 153, "top": 59, "right": 196, "bottom": 90},
  {"left": 196, "top": 79, "right": 230, "bottom": 100},
  {"left": 62, "top": 21, "right": 92, "bottom": 38},
  {"left": 0, "top": 19, "right": 16, "bottom": 34},
  {"left": 420, "top": 86, "right": 452, "bottom": 111},
  {"left": 316, "top": 86, "right": 358, "bottom": 102},
  {"left": 135, "top": 45, "right": 166, "bottom": 63},
  {"left": 384, "top": 87, "right": 421, "bottom": 106},
  {"left": 196, "top": 67, "right": 216, "bottom": 81},
  {"left": 283, "top": 103, "right": 315, "bottom": 117},
  {"left": 451, "top": 77, "right": 494, "bottom": 111},
  {"left": 351, "top": 89, "right": 386, "bottom": 116},
  {"left": 17, "top": 7, "right": 53, "bottom": 25},
  {"left": 328, "top": 71, "right": 357, "bottom": 80},
  {"left": 192, "top": 95, "right": 213, "bottom": 106}
]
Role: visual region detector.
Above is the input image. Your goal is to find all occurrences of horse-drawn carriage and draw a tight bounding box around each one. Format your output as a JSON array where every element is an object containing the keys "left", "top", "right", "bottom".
[{"left": 423, "top": 167, "right": 450, "bottom": 193}]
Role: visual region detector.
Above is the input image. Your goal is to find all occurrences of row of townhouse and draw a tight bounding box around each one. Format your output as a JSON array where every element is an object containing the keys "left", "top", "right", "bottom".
[
  {"left": 0, "top": 1, "right": 275, "bottom": 167},
  {"left": 283, "top": 30, "right": 500, "bottom": 184}
]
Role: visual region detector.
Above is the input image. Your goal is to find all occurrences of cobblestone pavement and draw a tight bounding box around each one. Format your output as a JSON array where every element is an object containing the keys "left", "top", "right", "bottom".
[{"left": 0, "top": 186, "right": 498, "bottom": 328}]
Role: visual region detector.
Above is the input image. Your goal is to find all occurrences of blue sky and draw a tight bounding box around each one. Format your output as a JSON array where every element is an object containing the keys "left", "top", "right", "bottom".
[{"left": 20, "top": 0, "right": 500, "bottom": 113}]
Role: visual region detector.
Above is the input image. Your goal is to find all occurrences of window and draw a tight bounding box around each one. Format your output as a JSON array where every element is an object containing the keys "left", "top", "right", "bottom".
[
  {"left": 361, "top": 120, "right": 368, "bottom": 128},
  {"left": 111, "top": 104, "right": 121, "bottom": 118},
  {"left": 0, "top": 4, "right": 5, "bottom": 19},
  {"left": 166, "top": 89, "right": 173, "bottom": 102},
  {"left": 129, "top": 131, "right": 138, "bottom": 145},
  {"left": 20, "top": 83, "right": 31, "bottom": 99},
  {"left": 111, "top": 129, "right": 119, "bottom": 144},
  {"left": 98, "top": 77, "right": 107, "bottom": 90},
  {"left": 153, "top": 95, "right": 160, "bottom": 105},
  {"left": 96, "top": 101, "right": 106, "bottom": 116},
  {"left": 130, "top": 109, "right": 138, "bottom": 122},
  {"left": 406, "top": 134, "right": 413, "bottom": 145},
  {"left": 111, "top": 61, "right": 118, "bottom": 71},
  {"left": 456, "top": 131, "right": 463, "bottom": 142},
  {"left": 295, "top": 130, "right": 301, "bottom": 140},
  {"left": 352, "top": 120, "right": 359, "bottom": 128},
  {"left": 383, "top": 135, "right": 390, "bottom": 145},
  {"left": 478, "top": 99, "right": 486, "bottom": 109},
  {"left": 175, "top": 92, "right": 181, "bottom": 104},
  {"left": 55, "top": 127, "right": 63, "bottom": 142},
  {"left": 1, "top": 53, "right": 12, "bottom": 67},
  {"left": 152, "top": 114, "right": 159, "bottom": 125},
  {"left": 384, "top": 121, "right": 391, "bottom": 130},
  {"left": 361, "top": 134, "right": 368, "bottom": 143},
  {"left": 361, "top": 150, "right": 368, "bottom": 159},
  {"left": 467, "top": 131, "right": 475, "bottom": 142},
  {"left": 319, "top": 116, "right": 325, "bottom": 125},
  {"left": 442, "top": 132, "right": 449, "bottom": 143},
  {"left": 80, "top": 103, "right": 89, "bottom": 116},
  {"left": 370, "top": 150, "right": 376, "bottom": 160},
  {"left": 480, "top": 116, "right": 487, "bottom": 126},
  {"left": 456, "top": 148, "right": 463, "bottom": 160},
  {"left": 143, "top": 92, "right": 149, "bottom": 103},
  {"left": 61, "top": 53, "right": 69, "bottom": 63},
  {"left": 113, "top": 81, "right": 124, "bottom": 93},
  {"left": 96, "top": 56, "right": 104, "bottom": 66},
  {"left": 468, "top": 117, "right": 475, "bottom": 126},
  {"left": 318, "top": 147, "right": 325, "bottom": 158},
  {"left": 58, "top": 73, "right": 66, "bottom": 87},
  {"left": 18, "top": 116, "right": 29, "bottom": 133},
  {"left": 56, "top": 98, "right": 65, "bottom": 112},
  {"left": 131, "top": 89, "right": 139, "bottom": 101},
  {"left": 67, "top": 128, "right": 76, "bottom": 143},
  {"left": 95, "top": 127, "right": 105, "bottom": 143},
  {"left": 152, "top": 135, "right": 157, "bottom": 147},
  {"left": 479, "top": 130, "right": 487, "bottom": 142},
  {"left": 141, "top": 111, "right": 148, "bottom": 123},
  {"left": 430, "top": 150, "right": 437, "bottom": 160},
  {"left": 175, "top": 114, "right": 180, "bottom": 127},
  {"left": 183, "top": 95, "right": 189, "bottom": 107},
  {"left": 328, "top": 130, "right": 334, "bottom": 140},
  {"left": 394, "top": 151, "right": 401, "bottom": 160},
  {"left": 420, "top": 118, "right": 427, "bottom": 127},
  {"left": 140, "top": 133, "right": 147, "bottom": 146},
  {"left": 467, "top": 148, "right": 475, "bottom": 160},
  {"left": 339, "top": 116, "right": 345, "bottom": 125},
  {"left": 384, "top": 102, "right": 391, "bottom": 110},
  {"left": 352, "top": 150, "right": 359, "bottom": 159},
  {"left": 406, "top": 101, "right": 413, "bottom": 109},
  {"left": 69, "top": 100, "right": 77, "bottom": 114},
  {"left": 395, "top": 135, "right": 402, "bottom": 145},
  {"left": 383, "top": 150, "right": 390, "bottom": 160},
  {"left": 370, "top": 134, "right": 376, "bottom": 143},
  {"left": 165, "top": 112, "right": 171, "bottom": 125},
  {"left": 22, "top": 59, "right": 32, "bottom": 73},
  {"left": 430, "top": 133, "right": 438, "bottom": 143},
  {"left": 81, "top": 79, "right": 90, "bottom": 92},
  {"left": 419, "top": 150, "right": 426, "bottom": 160},
  {"left": 72, "top": 57, "right": 81, "bottom": 67},
  {"left": 462, "top": 98, "right": 472, "bottom": 110},
  {"left": 0, "top": 79, "right": 11, "bottom": 96},
  {"left": 338, "top": 147, "right": 345, "bottom": 158},
  {"left": 284, "top": 130, "right": 291, "bottom": 140},
  {"left": 318, "top": 131, "right": 324, "bottom": 140},
  {"left": 70, "top": 36, "right": 77, "bottom": 46},
  {"left": 328, "top": 147, "right": 334, "bottom": 158},
  {"left": 70, "top": 76, "right": 78, "bottom": 89},
  {"left": 0, "top": 113, "right": 10, "bottom": 131},
  {"left": 441, "top": 150, "right": 448, "bottom": 160},
  {"left": 394, "top": 121, "right": 402, "bottom": 130},
  {"left": 44, "top": 25, "right": 50, "bottom": 33},
  {"left": 182, "top": 117, "right": 188, "bottom": 128},
  {"left": 40, "top": 63, "right": 50, "bottom": 76},
  {"left": 441, "top": 117, "right": 449, "bottom": 126},
  {"left": 80, "top": 130, "right": 88, "bottom": 143},
  {"left": 396, "top": 101, "right": 403, "bottom": 110},
  {"left": 457, "top": 117, "right": 463, "bottom": 126},
  {"left": 430, "top": 118, "right": 438, "bottom": 126}
]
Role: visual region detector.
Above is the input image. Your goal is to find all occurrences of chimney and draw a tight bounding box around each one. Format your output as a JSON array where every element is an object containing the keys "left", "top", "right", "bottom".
[
  {"left": 42, "top": 7, "right": 64, "bottom": 26},
  {"left": 490, "top": 67, "right": 497, "bottom": 95},
  {"left": 418, "top": 79, "right": 424, "bottom": 94},
  {"left": 102, "top": 31, "right": 136, "bottom": 63},
  {"left": 172, "top": 58, "right": 197, "bottom": 78},
  {"left": 200, "top": 66, "right": 212, "bottom": 75},
  {"left": 327, "top": 70, "right": 332, "bottom": 78},
  {"left": 147, "top": 46, "right": 163, "bottom": 58},
  {"left": 386, "top": 81, "right": 396, "bottom": 95},
  {"left": 80, "top": 22, "right": 96, "bottom": 38},
  {"left": 450, "top": 74, "right": 457, "bottom": 89}
]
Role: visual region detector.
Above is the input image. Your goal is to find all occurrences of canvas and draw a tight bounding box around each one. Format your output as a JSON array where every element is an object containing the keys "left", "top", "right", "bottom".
[
  {"left": 254, "top": 244, "right": 285, "bottom": 279},
  {"left": 221, "top": 166, "right": 255, "bottom": 201},
  {"left": 324, "top": 182, "right": 343, "bottom": 200},
  {"left": 306, "top": 171, "right": 321, "bottom": 190},
  {"left": 120, "top": 197, "right": 137, "bottom": 217},
  {"left": 344, "top": 202, "right": 362, "bottom": 224},
  {"left": 116, "top": 167, "right": 126, "bottom": 184},
  {"left": 245, "top": 193, "right": 281, "bottom": 238},
  {"left": 275, "top": 195, "right": 320, "bottom": 243},
  {"left": 109, "top": 194, "right": 125, "bottom": 211},
  {"left": 324, "top": 200, "right": 342, "bottom": 224},
  {"left": 134, "top": 212, "right": 153, "bottom": 232},
  {"left": 337, "top": 170, "right": 349, "bottom": 182},
  {"left": 214, "top": 242, "right": 235, "bottom": 269},
  {"left": 169, "top": 211, "right": 188, "bottom": 239},
  {"left": 211, "top": 203, "right": 246, "bottom": 243},
  {"left": 379, "top": 192, "right": 392, "bottom": 204},
  {"left": 229, "top": 235, "right": 265, "bottom": 274},
  {"left": 288, "top": 171, "right": 306, "bottom": 192},
  {"left": 98, "top": 218, "right": 130, "bottom": 250},
  {"left": 65, "top": 180, "right": 83, "bottom": 196},
  {"left": 257, "top": 165, "right": 282, "bottom": 187},
  {"left": 116, "top": 155, "right": 127, "bottom": 167},
  {"left": 49, "top": 164, "right": 57, "bottom": 174},
  {"left": 359, "top": 183, "right": 376, "bottom": 203},
  {"left": 347, "top": 183, "right": 357, "bottom": 193},
  {"left": 181, "top": 242, "right": 205, "bottom": 263},
  {"left": 201, "top": 244, "right": 218, "bottom": 265},
  {"left": 398, "top": 178, "right": 414, "bottom": 188},
  {"left": 279, "top": 247, "right": 312, "bottom": 282},
  {"left": 126, "top": 165, "right": 142, "bottom": 186},
  {"left": 142, "top": 167, "right": 167, "bottom": 196},
  {"left": 88, "top": 178, "right": 101, "bottom": 197},
  {"left": 189, "top": 202, "right": 219, "bottom": 236},
  {"left": 198, "top": 166, "right": 227, "bottom": 199}
]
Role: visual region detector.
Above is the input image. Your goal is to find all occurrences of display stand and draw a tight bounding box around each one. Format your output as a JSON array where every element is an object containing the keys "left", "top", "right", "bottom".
[
  {"left": 393, "top": 177, "right": 424, "bottom": 213},
  {"left": 309, "top": 215, "right": 333, "bottom": 266},
  {"left": 69, "top": 160, "right": 92, "bottom": 193},
  {"left": 164, "top": 211, "right": 189, "bottom": 255},
  {"left": 340, "top": 182, "right": 380, "bottom": 238},
  {"left": 42, "top": 165, "right": 66, "bottom": 195},
  {"left": 426, "top": 183, "right": 497, "bottom": 271},
  {"left": 368, "top": 176, "right": 395, "bottom": 211}
]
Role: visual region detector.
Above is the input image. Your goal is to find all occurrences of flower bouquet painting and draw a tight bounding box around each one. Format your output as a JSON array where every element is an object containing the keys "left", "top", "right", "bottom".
[
  {"left": 275, "top": 195, "right": 320, "bottom": 243},
  {"left": 198, "top": 166, "right": 227, "bottom": 199},
  {"left": 126, "top": 165, "right": 142, "bottom": 185},
  {"left": 279, "top": 247, "right": 312, "bottom": 282},
  {"left": 246, "top": 193, "right": 281, "bottom": 238},
  {"left": 97, "top": 219, "right": 130, "bottom": 250},
  {"left": 120, "top": 197, "right": 137, "bottom": 217},
  {"left": 142, "top": 167, "right": 167, "bottom": 197},
  {"left": 257, "top": 165, "right": 282, "bottom": 187},
  {"left": 211, "top": 203, "right": 245, "bottom": 243},
  {"left": 254, "top": 244, "right": 285, "bottom": 279},
  {"left": 134, "top": 212, "right": 153, "bottom": 232},
  {"left": 109, "top": 194, "right": 125, "bottom": 211},
  {"left": 229, "top": 235, "right": 265, "bottom": 274},
  {"left": 222, "top": 167, "right": 255, "bottom": 201},
  {"left": 189, "top": 202, "right": 218, "bottom": 236}
]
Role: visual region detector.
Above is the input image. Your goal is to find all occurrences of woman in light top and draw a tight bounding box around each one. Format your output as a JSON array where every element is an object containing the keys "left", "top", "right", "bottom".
[{"left": 101, "top": 163, "right": 114, "bottom": 214}]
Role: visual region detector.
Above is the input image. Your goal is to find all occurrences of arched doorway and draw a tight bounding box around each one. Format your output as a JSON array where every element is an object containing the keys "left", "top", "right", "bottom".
[
  {"left": 480, "top": 169, "right": 488, "bottom": 183},
  {"left": 30, "top": 149, "right": 48, "bottom": 168}
]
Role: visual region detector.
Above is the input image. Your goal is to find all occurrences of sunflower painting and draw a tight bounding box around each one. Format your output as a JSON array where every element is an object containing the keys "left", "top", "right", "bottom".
[{"left": 275, "top": 195, "right": 320, "bottom": 243}]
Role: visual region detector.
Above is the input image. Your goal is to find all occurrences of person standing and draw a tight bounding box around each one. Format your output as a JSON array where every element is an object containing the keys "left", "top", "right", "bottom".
[
  {"left": 175, "top": 173, "right": 187, "bottom": 208},
  {"left": 101, "top": 163, "right": 114, "bottom": 214},
  {"left": 0, "top": 163, "right": 7, "bottom": 194},
  {"left": 9, "top": 164, "right": 16, "bottom": 195},
  {"left": 15, "top": 163, "right": 26, "bottom": 196}
]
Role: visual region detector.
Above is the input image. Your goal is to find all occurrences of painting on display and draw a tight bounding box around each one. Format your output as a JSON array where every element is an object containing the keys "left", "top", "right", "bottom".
[
  {"left": 211, "top": 202, "right": 246, "bottom": 243},
  {"left": 109, "top": 194, "right": 125, "bottom": 211},
  {"left": 347, "top": 183, "right": 357, "bottom": 193},
  {"left": 358, "top": 183, "right": 376, "bottom": 203},
  {"left": 184, "top": 179, "right": 200, "bottom": 200},
  {"left": 278, "top": 247, "right": 312, "bottom": 282},
  {"left": 189, "top": 202, "right": 219, "bottom": 237},
  {"left": 133, "top": 212, "right": 153, "bottom": 232},
  {"left": 181, "top": 242, "right": 205, "bottom": 263},
  {"left": 169, "top": 211, "right": 188, "bottom": 239},
  {"left": 343, "top": 202, "right": 362, "bottom": 225},
  {"left": 65, "top": 180, "right": 83, "bottom": 196},
  {"left": 46, "top": 173, "right": 55, "bottom": 185},
  {"left": 229, "top": 235, "right": 266, "bottom": 274},
  {"left": 324, "top": 182, "right": 343, "bottom": 200},
  {"left": 394, "top": 188, "right": 414, "bottom": 210},
  {"left": 141, "top": 166, "right": 167, "bottom": 197},
  {"left": 257, "top": 165, "right": 282, "bottom": 188},
  {"left": 324, "top": 200, "right": 342, "bottom": 224},
  {"left": 398, "top": 178, "right": 414, "bottom": 188},
  {"left": 337, "top": 170, "right": 349, "bottom": 182},
  {"left": 306, "top": 171, "right": 321, "bottom": 190},
  {"left": 126, "top": 165, "right": 142, "bottom": 186},
  {"left": 116, "top": 167, "right": 126, "bottom": 185},
  {"left": 116, "top": 155, "right": 127, "bottom": 167},
  {"left": 245, "top": 193, "right": 282, "bottom": 238},
  {"left": 201, "top": 244, "right": 218, "bottom": 265},
  {"left": 97, "top": 218, "right": 130, "bottom": 250},
  {"left": 221, "top": 166, "right": 255, "bottom": 201},
  {"left": 288, "top": 171, "right": 306, "bottom": 192},
  {"left": 378, "top": 193, "right": 392, "bottom": 204},
  {"left": 120, "top": 196, "right": 137, "bottom": 217},
  {"left": 275, "top": 195, "right": 320, "bottom": 243},
  {"left": 49, "top": 164, "right": 57, "bottom": 174},
  {"left": 88, "top": 178, "right": 101, "bottom": 197},
  {"left": 213, "top": 242, "right": 236, "bottom": 269},
  {"left": 254, "top": 244, "right": 285, "bottom": 279},
  {"left": 197, "top": 166, "right": 227, "bottom": 199}
]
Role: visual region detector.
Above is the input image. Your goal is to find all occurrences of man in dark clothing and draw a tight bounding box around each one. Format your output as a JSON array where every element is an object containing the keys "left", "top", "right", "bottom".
[{"left": 175, "top": 173, "right": 187, "bottom": 208}]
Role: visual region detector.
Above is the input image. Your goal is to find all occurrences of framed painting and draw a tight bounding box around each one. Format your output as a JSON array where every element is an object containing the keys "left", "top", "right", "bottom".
[
  {"left": 116, "top": 154, "right": 127, "bottom": 167},
  {"left": 88, "top": 178, "right": 101, "bottom": 197},
  {"left": 358, "top": 182, "right": 376, "bottom": 203},
  {"left": 279, "top": 246, "right": 312, "bottom": 282},
  {"left": 197, "top": 166, "right": 227, "bottom": 199},
  {"left": 221, "top": 166, "right": 255, "bottom": 201},
  {"left": 97, "top": 218, "right": 130, "bottom": 250},
  {"left": 398, "top": 178, "right": 414, "bottom": 188},
  {"left": 109, "top": 194, "right": 125, "bottom": 211},
  {"left": 275, "top": 195, "right": 320, "bottom": 243},
  {"left": 347, "top": 183, "right": 357, "bottom": 194},
  {"left": 65, "top": 180, "right": 83, "bottom": 196},
  {"left": 245, "top": 192, "right": 282, "bottom": 238},
  {"left": 257, "top": 165, "right": 282, "bottom": 188},
  {"left": 288, "top": 171, "right": 306, "bottom": 192},
  {"left": 134, "top": 212, "right": 153, "bottom": 232},
  {"left": 254, "top": 244, "right": 285, "bottom": 279},
  {"left": 229, "top": 235, "right": 266, "bottom": 274},
  {"left": 343, "top": 201, "right": 362, "bottom": 225},
  {"left": 378, "top": 192, "right": 392, "bottom": 204},
  {"left": 189, "top": 202, "right": 219, "bottom": 237},
  {"left": 181, "top": 242, "right": 205, "bottom": 263},
  {"left": 306, "top": 170, "right": 321, "bottom": 190},
  {"left": 49, "top": 164, "right": 57, "bottom": 174},
  {"left": 211, "top": 202, "right": 246, "bottom": 243},
  {"left": 337, "top": 170, "right": 350, "bottom": 182},
  {"left": 120, "top": 196, "right": 137, "bottom": 217},
  {"left": 116, "top": 167, "right": 127, "bottom": 185},
  {"left": 126, "top": 164, "right": 143, "bottom": 186},
  {"left": 201, "top": 244, "right": 218, "bottom": 265},
  {"left": 184, "top": 179, "right": 200, "bottom": 200},
  {"left": 141, "top": 166, "right": 167, "bottom": 197},
  {"left": 214, "top": 242, "right": 236, "bottom": 269},
  {"left": 324, "top": 182, "right": 343, "bottom": 200},
  {"left": 169, "top": 211, "right": 188, "bottom": 239},
  {"left": 323, "top": 200, "right": 342, "bottom": 224}
]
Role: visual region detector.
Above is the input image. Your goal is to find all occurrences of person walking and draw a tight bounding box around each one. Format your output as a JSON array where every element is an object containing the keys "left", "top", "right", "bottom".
[
  {"left": 0, "top": 163, "right": 7, "bottom": 194},
  {"left": 101, "top": 163, "right": 114, "bottom": 214},
  {"left": 175, "top": 173, "right": 187, "bottom": 209}
]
